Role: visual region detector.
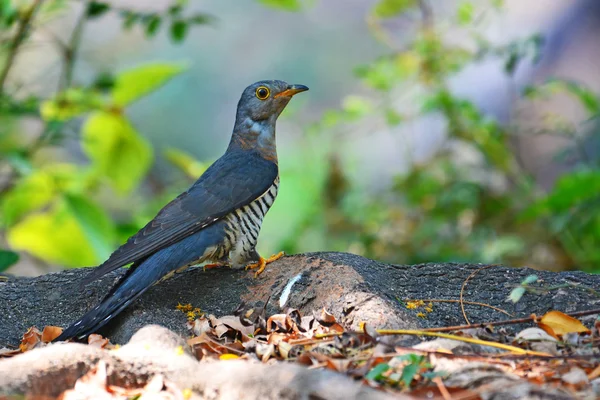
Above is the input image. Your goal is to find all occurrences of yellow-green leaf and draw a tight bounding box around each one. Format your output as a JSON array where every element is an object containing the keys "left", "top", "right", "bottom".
[
  {"left": 64, "top": 194, "right": 115, "bottom": 261},
  {"left": 164, "top": 147, "right": 208, "bottom": 179},
  {"left": 457, "top": 1, "right": 474, "bottom": 25},
  {"left": 2, "top": 170, "right": 56, "bottom": 225},
  {"left": 7, "top": 203, "right": 101, "bottom": 267},
  {"left": 373, "top": 0, "right": 416, "bottom": 18},
  {"left": 258, "top": 0, "right": 301, "bottom": 11},
  {"left": 1, "top": 163, "right": 92, "bottom": 226},
  {"left": 342, "top": 96, "right": 374, "bottom": 121},
  {"left": 40, "top": 88, "right": 103, "bottom": 122},
  {"left": 111, "top": 62, "right": 187, "bottom": 107},
  {"left": 82, "top": 111, "right": 153, "bottom": 194}
]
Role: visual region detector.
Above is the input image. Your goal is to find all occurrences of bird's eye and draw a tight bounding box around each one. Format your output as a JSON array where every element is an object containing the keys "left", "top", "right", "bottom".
[{"left": 255, "top": 86, "right": 270, "bottom": 100}]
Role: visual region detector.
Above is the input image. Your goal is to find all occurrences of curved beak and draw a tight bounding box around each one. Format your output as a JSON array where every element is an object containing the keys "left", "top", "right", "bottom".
[{"left": 274, "top": 84, "right": 309, "bottom": 98}]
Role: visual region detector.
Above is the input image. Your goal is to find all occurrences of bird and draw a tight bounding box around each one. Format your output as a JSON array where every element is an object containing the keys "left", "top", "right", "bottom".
[{"left": 54, "top": 80, "right": 308, "bottom": 341}]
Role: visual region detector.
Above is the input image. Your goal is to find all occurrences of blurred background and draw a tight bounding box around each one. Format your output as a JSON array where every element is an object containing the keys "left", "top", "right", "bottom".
[{"left": 1, "top": 0, "right": 599, "bottom": 276}]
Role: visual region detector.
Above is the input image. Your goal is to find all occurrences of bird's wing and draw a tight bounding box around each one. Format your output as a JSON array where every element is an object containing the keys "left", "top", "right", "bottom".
[{"left": 81, "top": 150, "right": 278, "bottom": 285}]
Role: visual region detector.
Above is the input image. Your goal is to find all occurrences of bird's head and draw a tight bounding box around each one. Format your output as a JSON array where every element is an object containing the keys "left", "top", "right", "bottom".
[{"left": 236, "top": 80, "right": 309, "bottom": 122}]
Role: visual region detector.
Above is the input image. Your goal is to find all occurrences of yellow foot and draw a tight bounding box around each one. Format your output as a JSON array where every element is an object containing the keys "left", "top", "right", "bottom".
[{"left": 245, "top": 251, "right": 285, "bottom": 277}]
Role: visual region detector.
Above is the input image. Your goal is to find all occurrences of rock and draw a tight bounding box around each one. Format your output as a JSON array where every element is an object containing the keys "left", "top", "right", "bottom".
[
  {"left": 1, "top": 252, "right": 599, "bottom": 345},
  {"left": 0, "top": 325, "right": 399, "bottom": 400}
]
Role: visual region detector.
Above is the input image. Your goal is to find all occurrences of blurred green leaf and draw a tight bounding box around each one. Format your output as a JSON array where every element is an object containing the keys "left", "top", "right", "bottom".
[
  {"left": 342, "top": 96, "right": 374, "bottom": 121},
  {"left": 168, "top": 4, "right": 183, "bottom": 16},
  {"left": 111, "top": 62, "right": 186, "bottom": 107},
  {"left": 372, "top": 0, "right": 416, "bottom": 18},
  {"left": 82, "top": 111, "right": 153, "bottom": 193},
  {"left": 92, "top": 72, "right": 115, "bottom": 92},
  {"left": 121, "top": 10, "right": 139, "bottom": 30},
  {"left": 457, "top": 1, "right": 474, "bottom": 25},
  {"left": 491, "top": 0, "right": 504, "bottom": 9},
  {"left": 170, "top": 20, "right": 188, "bottom": 42},
  {"left": 385, "top": 109, "right": 403, "bottom": 126},
  {"left": 0, "top": 250, "right": 19, "bottom": 272},
  {"left": 481, "top": 235, "right": 525, "bottom": 263},
  {"left": 509, "top": 286, "right": 525, "bottom": 303},
  {"left": 189, "top": 13, "right": 213, "bottom": 24},
  {"left": 259, "top": 0, "right": 301, "bottom": 11},
  {"left": 145, "top": 14, "right": 161, "bottom": 37},
  {"left": 164, "top": 147, "right": 208, "bottom": 179},
  {"left": 7, "top": 203, "right": 102, "bottom": 267},
  {"left": 535, "top": 170, "right": 600, "bottom": 214},
  {"left": 395, "top": 354, "right": 426, "bottom": 386},
  {"left": 87, "top": 1, "right": 110, "bottom": 19},
  {"left": 2, "top": 170, "right": 57, "bottom": 225},
  {"left": 365, "top": 363, "right": 390, "bottom": 381},
  {"left": 401, "top": 361, "right": 420, "bottom": 386},
  {"left": 64, "top": 194, "right": 115, "bottom": 261},
  {"left": 547, "top": 79, "right": 600, "bottom": 116},
  {"left": 0, "top": 0, "right": 17, "bottom": 27},
  {"left": 40, "top": 88, "right": 103, "bottom": 122}
]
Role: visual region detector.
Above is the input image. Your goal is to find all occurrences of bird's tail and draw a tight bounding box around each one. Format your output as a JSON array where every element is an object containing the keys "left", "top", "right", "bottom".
[
  {"left": 53, "top": 259, "right": 160, "bottom": 341},
  {"left": 54, "top": 226, "right": 223, "bottom": 342}
]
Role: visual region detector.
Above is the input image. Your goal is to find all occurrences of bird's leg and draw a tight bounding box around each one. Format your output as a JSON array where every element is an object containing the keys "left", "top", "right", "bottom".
[{"left": 245, "top": 251, "right": 285, "bottom": 277}]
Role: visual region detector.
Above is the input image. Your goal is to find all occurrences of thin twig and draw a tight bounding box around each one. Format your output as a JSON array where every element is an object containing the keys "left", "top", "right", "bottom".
[
  {"left": 375, "top": 329, "right": 550, "bottom": 356},
  {"left": 422, "top": 308, "right": 600, "bottom": 333},
  {"left": 460, "top": 265, "right": 494, "bottom": 324},
  {"left": 417, "top": 0, "right": 434, "bottom": 31},
  {"left": 0, "top": 0, "right": 44, "bottom": 94},
  {"left": 60, "top": 0, "right": 89, "bottom": 91},
  {"left": 433, "top": 376, "right": 452, "bottom": 400},
  {"left": 403, "top": 298, "right": 513, "bottom": 317}
]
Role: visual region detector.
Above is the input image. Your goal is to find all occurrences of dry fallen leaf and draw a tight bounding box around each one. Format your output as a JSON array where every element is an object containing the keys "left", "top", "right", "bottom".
[
  {"left": 537, "top": 311, "right": 591, "bottom": 338},
  {"left": 88, "top": 334, "right": 110, "bottom": 349},
  {"left": 317, "top": 308, "right": 337, "bottom": 326},
  {"left": 41, "top": 326, "right": 63, "bottom": 343},
  {"left": 19, "top": 327, "right": 42, "bottom": 352}
]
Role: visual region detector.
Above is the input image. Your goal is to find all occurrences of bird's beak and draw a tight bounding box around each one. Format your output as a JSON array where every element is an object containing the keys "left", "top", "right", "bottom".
[{"left": 274, "top": 84, "right": 309, "bottom": 98}]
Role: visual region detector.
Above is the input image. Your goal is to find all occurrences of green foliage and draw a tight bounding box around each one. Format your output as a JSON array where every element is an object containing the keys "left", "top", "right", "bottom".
[
  {"left": 7, "top": 201, "right": 103, "bottom": 266},
  {"left": 86, "top": 1, "right": 110, "bottom": 19},
  {"left": 509, "top": 274, "right": 538, "bottom": 303},
  {"left": 164, "top": 148, "right": 209, "bottom": 179},
  {"left": 396, "top": 354, "right": 428, "bottom": 387},
  {"left": 278, "top": 1, "right": 600, "bottom": 273},
  {"left": 0, "top": 1, "right": 202, "bottom": 269},
  {"left": 456, "top": 1, "right": 474, "bottom": 25},
  {"left": 111, "top": 63, "right": 187, "bottom": 107},
  {"left": 82, "top": 112, "right": 153, "bottom": 193},
  {"left": 117, "top": 3, "right": 213, "bottom": 41},
  {"left": 365, "top": 363, "right": 390, "bottom": 382},
  {"left": 372, "top": 0, "right": 416, "bottom": 18},
  {"left": 1, "top": 0, "right": 599, "bottom": 276},
  {"left": 0, "top": 249, "right": 19, "bottom": 272},
  {"left": 258, "top": 0, "right": 302, "bottom": 11}
]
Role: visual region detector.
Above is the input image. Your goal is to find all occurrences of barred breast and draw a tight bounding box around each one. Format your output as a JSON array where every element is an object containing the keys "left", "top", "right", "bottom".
[{"left": 222, "top": 176, "right": 279, "bottom": 266}]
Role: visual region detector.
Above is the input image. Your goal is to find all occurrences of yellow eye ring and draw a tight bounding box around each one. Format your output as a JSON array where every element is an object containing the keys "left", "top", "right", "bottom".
[{"left": 255, "top": 86, "right": 270, "bottom": 100}]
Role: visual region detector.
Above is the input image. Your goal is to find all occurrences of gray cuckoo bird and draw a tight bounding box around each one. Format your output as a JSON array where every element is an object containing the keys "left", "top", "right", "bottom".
[{"left": 54, "top": 80, "right": 308, "bottom": 341}]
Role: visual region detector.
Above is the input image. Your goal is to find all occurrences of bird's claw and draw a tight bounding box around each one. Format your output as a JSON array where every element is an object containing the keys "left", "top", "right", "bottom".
[{"left": 245, "top": 251, "right": 284, "bottom": 277}]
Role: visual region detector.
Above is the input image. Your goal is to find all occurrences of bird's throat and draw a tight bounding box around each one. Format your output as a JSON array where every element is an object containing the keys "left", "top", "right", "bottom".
[{"left": 229, "top": 117, "right": 278, "bottom": 163}]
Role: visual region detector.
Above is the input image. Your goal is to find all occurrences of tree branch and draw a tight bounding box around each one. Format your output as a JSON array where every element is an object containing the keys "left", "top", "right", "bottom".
[
  {"left": 0, "top": 0, "right": 44, "bottom": 95},
  {"left": 59, "top": 0, "right": 89, "bottom": 91}
]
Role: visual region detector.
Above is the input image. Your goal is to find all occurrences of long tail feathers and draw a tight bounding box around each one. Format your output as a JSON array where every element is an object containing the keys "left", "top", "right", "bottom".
[
  {"left": 54, "top": 260, "right": 159, "bottom": 341},
  {"left": 54, "top": 227, "right": 220, "bottom": 342}
]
